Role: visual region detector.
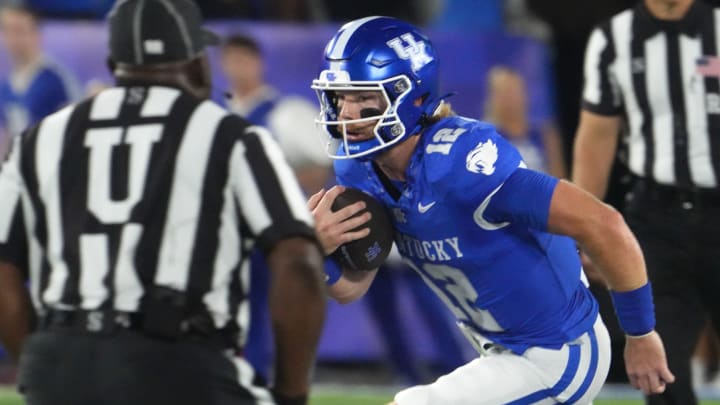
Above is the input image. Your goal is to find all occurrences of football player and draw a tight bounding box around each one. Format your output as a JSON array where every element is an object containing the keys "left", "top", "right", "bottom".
[{"left": 308, "top": 16, "right": 674, "bottom": 404}]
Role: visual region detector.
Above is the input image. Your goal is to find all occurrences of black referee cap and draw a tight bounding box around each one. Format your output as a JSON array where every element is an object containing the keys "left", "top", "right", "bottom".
[{"left": 108, "top": 0, "right": 219, "bottom": 66}]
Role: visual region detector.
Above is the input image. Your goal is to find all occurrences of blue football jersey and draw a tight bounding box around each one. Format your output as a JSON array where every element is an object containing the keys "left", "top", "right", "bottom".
[
  {"left": 0, "top": 60, "right": 79, "bottom": 137},
  {"left": 335, "top": 116, "right": 599, "bottom": 354}
]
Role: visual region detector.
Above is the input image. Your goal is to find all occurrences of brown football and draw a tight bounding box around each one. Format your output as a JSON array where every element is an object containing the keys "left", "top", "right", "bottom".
[{"left": 330, "top": 188, "right": 394, "bottom": 272}]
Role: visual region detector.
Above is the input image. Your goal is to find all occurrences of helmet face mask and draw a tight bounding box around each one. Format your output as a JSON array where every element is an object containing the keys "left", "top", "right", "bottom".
[
  {"left": 312, "top": 74, "right": 413, "bottom": 160},
  {"left": 311, "top": 16, "right": 440, "bottom": 160}
]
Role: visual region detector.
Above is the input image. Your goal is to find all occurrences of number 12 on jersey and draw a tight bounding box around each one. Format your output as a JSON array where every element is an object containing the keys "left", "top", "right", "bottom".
[{"left": 407, "top": 261, "right": 504, "bottom": 333}]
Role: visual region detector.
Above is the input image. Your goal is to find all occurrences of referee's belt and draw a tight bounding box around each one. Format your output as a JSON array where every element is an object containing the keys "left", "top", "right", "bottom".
[
  {"left": 633, "top": 178, "right": 720, "bottom": 207},
  {"left": 38, "top": 309, "right": 239, "bottom": 350}
]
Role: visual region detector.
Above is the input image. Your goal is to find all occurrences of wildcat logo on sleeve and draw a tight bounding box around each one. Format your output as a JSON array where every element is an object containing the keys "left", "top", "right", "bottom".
[{"left": 466, "top": 140, "right": 498, "bottom": 175}]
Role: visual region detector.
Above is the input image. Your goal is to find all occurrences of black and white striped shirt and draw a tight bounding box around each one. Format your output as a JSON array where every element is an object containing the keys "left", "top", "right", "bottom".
[
  {"left": 583, "top": 0, "right": 720, "bottom": 189},
  {"left": 0, "top": 84, "right": 315, "bottom": 335}
]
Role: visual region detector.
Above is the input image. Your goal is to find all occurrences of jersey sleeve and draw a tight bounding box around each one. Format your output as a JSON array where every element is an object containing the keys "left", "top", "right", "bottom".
[
  {"left": 581, "top": 24, "right": 623, "bottom": 116},
  {"left": 424, "top": 120, "right": 524, "bottom": 207},
  {"left": 0, "top": 136, "right": 28, "bottom": 272},
  {"left": 230, "top": 124, "right": 317, "bottom": 252},
  {"left": 483, "top": 168, "right": 560, "bottom": 231}
]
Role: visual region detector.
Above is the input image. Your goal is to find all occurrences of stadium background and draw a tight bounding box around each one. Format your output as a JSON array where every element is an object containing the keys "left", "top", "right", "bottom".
[{"left": 1, "top": 1, "right": 720, "bottom": 404}]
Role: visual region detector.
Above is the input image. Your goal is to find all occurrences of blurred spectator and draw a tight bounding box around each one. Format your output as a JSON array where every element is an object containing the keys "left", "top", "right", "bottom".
[
  {"left": 221, "top": 34, "right": 330, "bottom": 191},
  {"left": 503, "top": 0, "right": 551, "bottom": 42},
  {"left": 484, "top": 66, "right": 566, "bottom": 178},
  {"left": 220, "top": 33, "right": 331, "bottom": 381},
  {"left": 0, "top": 4, "right": 79, "bottom": 156}
]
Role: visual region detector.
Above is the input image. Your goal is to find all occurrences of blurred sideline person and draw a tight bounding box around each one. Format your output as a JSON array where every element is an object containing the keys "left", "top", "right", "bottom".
[
  {"left": 574, "top": 0, "right": 720, "bottom": 403},
  {"left": 309, "top": 16, "right": 673, "bottom": 404},
  {"left": 221, "top": 33, "right": 331, "bottom": 382},
  {"left": 221, "top": 34, "right": 331, "bottom": 193},
  {"left": 0, "top": 1, "right": 326, "bottom": 404},
  {"left": 0, "top": 4, "right": 79, "bottom": 157},
  {"left": 484, "top": 66, "right": 566, "bottom": 178}
]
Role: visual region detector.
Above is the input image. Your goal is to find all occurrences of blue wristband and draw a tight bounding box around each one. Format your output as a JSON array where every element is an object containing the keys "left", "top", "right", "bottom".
[
  {"left": 324, "top": 258, "right": 342, "bottom": 286},
  {"left": 610, "top": 282, "right": 656, "bottom": 336}
]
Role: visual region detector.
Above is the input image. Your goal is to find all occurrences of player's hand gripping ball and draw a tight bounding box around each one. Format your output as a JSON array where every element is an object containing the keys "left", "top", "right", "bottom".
[{"left": 330, "top": 188, "right": 394, "bottom": 271}]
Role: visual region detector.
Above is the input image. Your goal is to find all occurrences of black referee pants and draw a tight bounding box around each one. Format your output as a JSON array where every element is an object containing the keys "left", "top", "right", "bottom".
[
  {"left": 624, "top": 181, "right": 720, "bottom": 405},
  {"left": 18, "top": 330, "right": 271, "bottom": 405}
]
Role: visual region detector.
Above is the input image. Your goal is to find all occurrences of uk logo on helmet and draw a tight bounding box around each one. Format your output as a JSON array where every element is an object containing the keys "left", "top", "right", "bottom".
[{"left": 386, "top": 33, "right": 433, "bottom": 73}]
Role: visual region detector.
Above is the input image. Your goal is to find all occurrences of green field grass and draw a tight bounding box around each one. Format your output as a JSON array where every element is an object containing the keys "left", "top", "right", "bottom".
[{"left": 0, "top": 387, "right": 718, "bottom": 405}]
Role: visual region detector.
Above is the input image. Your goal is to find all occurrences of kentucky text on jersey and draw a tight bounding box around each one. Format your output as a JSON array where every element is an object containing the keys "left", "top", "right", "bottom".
[{"left": 394, "top": 234, "right": 463, "bottom": 262}]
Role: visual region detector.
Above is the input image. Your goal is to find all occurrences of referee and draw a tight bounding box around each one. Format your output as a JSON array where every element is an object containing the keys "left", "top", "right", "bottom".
[
  {"left": 0, "top": 1, "right": 326, "bottom": 405},
  {"left": 574, "top": 0, "right": 720, "bottom": 404}
]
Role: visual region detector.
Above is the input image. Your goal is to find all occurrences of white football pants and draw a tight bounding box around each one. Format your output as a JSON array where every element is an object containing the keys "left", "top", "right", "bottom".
[{"left": 394, "top": 315, "right": 611, "bottom": 405}]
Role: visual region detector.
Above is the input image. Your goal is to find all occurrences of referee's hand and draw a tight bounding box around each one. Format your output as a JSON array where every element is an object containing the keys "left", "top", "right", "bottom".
[{"left": 624, "top": 330, "right": 675, "bottom": 395}]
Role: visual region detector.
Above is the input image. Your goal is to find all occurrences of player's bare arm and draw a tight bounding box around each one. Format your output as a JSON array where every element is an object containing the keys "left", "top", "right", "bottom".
[
  {"left": 547, "top": 180, "right": 675, "bottom": 395},
  {"left": 0, "top": 261, "right": 33, "bottom": 362},
  {"left": 548, "top": 181, "right": 645, "bottom": 290}
]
